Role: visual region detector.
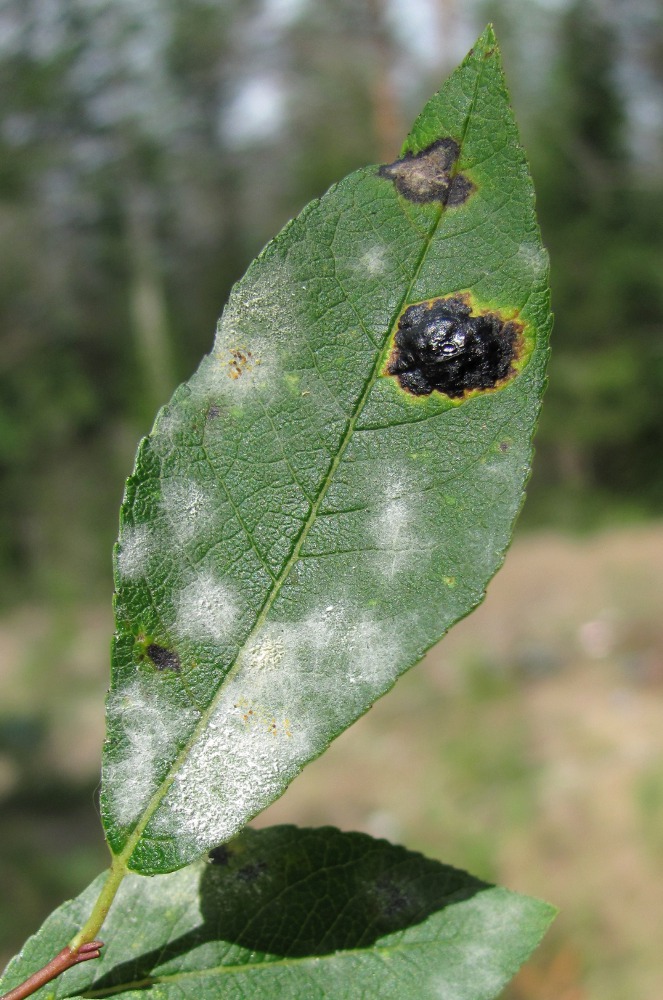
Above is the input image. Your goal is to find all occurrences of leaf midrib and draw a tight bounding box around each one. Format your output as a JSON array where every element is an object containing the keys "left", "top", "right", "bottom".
[
  {"left": 115, "top": 55, "right": 486, "bottom": 870},
  {"left": 78, "top": 932, "right": 458, "bottom": 998}
]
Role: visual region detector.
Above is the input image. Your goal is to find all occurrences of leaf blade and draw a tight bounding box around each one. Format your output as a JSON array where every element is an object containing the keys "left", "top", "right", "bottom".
[
  {"left": 0, "top": 827, "right": 556, "bottom": 1000},
  {"left": 103, "top": 26, "right": 552, "bottom": 872}
]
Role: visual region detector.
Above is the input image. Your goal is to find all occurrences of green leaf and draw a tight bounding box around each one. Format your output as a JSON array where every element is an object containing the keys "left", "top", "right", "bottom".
[
  {"left": 0, "top": 826, "right": 556, "bottom": 1000},
  {"left": 103, "top": 26, "right": 552, "bottom": 874}
]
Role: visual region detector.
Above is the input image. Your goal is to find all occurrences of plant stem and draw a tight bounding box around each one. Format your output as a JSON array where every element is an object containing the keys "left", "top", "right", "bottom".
[
  {"left": 0, "top": 942, "right": 104, "bottom": 1000},
  {"left": 69, "top": 855, "right": 128, "bottom": 951},
  {"left": 0, "top": 856, "right": 129, "bottom": 1000}
]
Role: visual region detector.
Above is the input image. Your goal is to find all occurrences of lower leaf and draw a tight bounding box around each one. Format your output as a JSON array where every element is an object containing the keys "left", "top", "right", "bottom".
[{"left": 0, "top": 825, "right": 555, "bottom": 1000}]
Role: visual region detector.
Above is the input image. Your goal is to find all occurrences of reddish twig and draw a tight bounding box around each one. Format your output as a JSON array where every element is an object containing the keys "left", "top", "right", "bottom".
[{"left": 0, "top": 941, "right": 104, "bottom": 1000}]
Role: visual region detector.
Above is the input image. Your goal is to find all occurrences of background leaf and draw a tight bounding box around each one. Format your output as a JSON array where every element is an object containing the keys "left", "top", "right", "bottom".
[
  {"left": 103, "top": 26, "right": 552, "bottom": 874},
  {"left": 0, "top": 826, "right": 556, "bottom": 1000}
]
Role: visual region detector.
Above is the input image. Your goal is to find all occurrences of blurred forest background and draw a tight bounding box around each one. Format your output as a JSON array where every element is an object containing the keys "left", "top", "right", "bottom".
[{"left": 1, "top": 0, "right": 662, "bottom": 998}]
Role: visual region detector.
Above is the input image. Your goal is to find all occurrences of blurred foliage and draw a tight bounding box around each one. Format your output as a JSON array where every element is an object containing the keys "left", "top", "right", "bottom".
[{"left": 523, "top": 0, "right": 663, "bottom": 526}]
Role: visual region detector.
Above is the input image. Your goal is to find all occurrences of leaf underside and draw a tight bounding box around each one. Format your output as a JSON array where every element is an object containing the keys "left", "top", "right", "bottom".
[
  {"left": 102, "top": 25, "right": 552, "bottom": 874},
  {"left": 0, "top": 826, "right": 556, "bottom": 1000}
]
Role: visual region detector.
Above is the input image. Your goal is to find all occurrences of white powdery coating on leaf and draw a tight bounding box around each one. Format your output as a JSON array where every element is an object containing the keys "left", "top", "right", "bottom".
[
  {"left": 516, "top": 240, "right": 548, "bottom": 278},
  {"left": 428, "top": 946, "right": 506, "bottom": 999},
  {"left": 150, "top": 402, "right": 188, "bottom": 459},
  {"left": 151, "top": 602, "right": 406, "bottom": 852},
  {"left": 190, "top": 269, "right": 294, "bottom": 403},
  {"left": 244, "top": 633, "right": 286, "bottom": 670},
  {"left": 160, "top": 477, "right": 216, "bottom": 543},
  {"left": 196, "top": 340, "right": 273, "bottom": 402},
  {"left": 105, "top": 680, "right": 200, "bottom": 828},
  {"left": 371, "top": 469, "right": 433, "bottom": 579},
  {"left": 175, "top": 571, "right": 239, "bottom": 643},
  {"left": 153, "top": 672, "right": 314, "bottom": 850},
  {"left": 117, "top": 524, "right": 151, "bottom": 580},
  {"left": 427, "top": 890, "right": 531, "bottom": 999},
  {"left": 358, "top": 245, "right": 388, "bottom": 276}
]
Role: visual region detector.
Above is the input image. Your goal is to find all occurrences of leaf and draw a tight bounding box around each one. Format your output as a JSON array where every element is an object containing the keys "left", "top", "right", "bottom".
[
  {"left": 0, "top": 826, "right": 556, "bottom": 1000},
  {"left": 104, "top": 26, "right": 552, "bottom": 874}
]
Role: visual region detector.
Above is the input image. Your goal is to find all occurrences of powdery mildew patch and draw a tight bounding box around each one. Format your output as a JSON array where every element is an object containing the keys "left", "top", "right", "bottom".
[
  {"left": 370, "top": 468, "right": 434, "bottom": 579},
  {"left": 244, "top": 633, "right": 286, "bottom": 670},
  {"left": 427, "top": 946, "right": 508, "bottom": 999},
  {"left": 116, "top": 524, "right": 152, "bottom": 581},
  {"left": 105, "top": 679, "right": 200, "bottom": 828},
  {"left": 427, "top": 890, "right": 529, "bottom": 999},
  {"left": 358, "top": 244, "right": 389, "bottom": 277},
  {"left": 149, "top": 600, "right": 406, "bottom": 854},
  {"left": 516, "top": 239, "right": 549, "bottom": 279},
  {"left": 160, "top": 477, "right": 217, "bottom": 544},
  {"left": 175, "top": 571, "right": 239, "bottom": 644},
  {"left": 150, "top": 401, "right": 190, "bottom": 460},
  {"left": 189, "top": 264, "right": 300, "bottom": 405},
  {"left": 196, "top": 339, "right": 274, "bottom": 403},
  {"left": 150, "top": 672, "right": 315, "bottom": 853}
]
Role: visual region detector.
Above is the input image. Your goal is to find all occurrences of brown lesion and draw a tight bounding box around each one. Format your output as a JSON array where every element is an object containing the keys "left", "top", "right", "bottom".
[
  {"left": 378, "top": 137, "right": 475, "bottom": 206},
  {"left": 233, "top": 697, "right": 293, "bottom": 738},
  {"left": 226, "top": 347, "right": 260, "bottom": 380}
]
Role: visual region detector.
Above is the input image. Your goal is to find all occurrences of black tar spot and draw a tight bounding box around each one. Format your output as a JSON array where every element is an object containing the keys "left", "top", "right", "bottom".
[
  {"left": 388, "top": 296, "right": 521, "bottom": 398},
  {"left": 208, "top": 844, "right": 232, "bottom": 866},
  {"left": 378, "top": 138, "right": 474, "bottom": 205},
  {"left": 146, "top": 643, "right": 181, "bottom": 673},
  {"left": 236, "top": 860, "right": 268, "bottom": 883},
  {"left": 376, "top": 878, "right": 412, "bottom": 919},
  {"left": 447, "top": 173, "right": 475, "bottom": 206}
]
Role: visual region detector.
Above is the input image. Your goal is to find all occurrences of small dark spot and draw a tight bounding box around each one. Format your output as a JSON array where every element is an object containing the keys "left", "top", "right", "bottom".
[
  {"left": 146, "top": 643, "right": 181, "bottom": 673},
  {"left": 499, "top": 441, "right": 510, "bottom": 453},
  {"left": 376, "top": 877, "right": 412, "bottom": 918},
  {"left": 226, "top": 347, "right": 259, "bottom": 380},
  {"left": 236, "top": 860, "right": 268, "bottom": 883},
  {"left": 378, "top": 138, "right": 474, "bottom": 206},
  {"left": 207, "top": 404, "right": 221, "bottom": 420},
  {"left": 208, "top": 844, "right": 232, "bottom": 865},
  {"left": 447, "top": 173, "right": 475, "bottom": 206},
  {"left": 387, "top": 295, "right": 523, "bottom": 399}
]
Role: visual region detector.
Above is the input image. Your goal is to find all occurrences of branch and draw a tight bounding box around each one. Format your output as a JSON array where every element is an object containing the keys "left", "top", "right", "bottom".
[{"left": 0, "top": 941, "right": 104, "bottom": 1000}]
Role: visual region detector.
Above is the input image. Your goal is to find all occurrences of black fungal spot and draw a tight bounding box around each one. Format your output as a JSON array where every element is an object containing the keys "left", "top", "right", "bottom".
[
  {"left": 208, "top": 844, "right": 232, "bottom": 866},
  {"left": 236, "top": 860, "right": 268, "bottom": 883},
  {"left": 207, "top": 404, "right": 221, "bottom": 420},
  {"left": 376, "top": 877, "right": 412, "bottom": 919},
  {"left": 378, "top": 138, "right": 474, "bottom": 205},
  {"left": 388, "top": 295, "right": 522, "bottom": 399},
  {"left": 447, "top": 173, "right": 475, "bottom": 206},
  {"left": 146, "top": 643, "right": 181, "bottom": 673}
]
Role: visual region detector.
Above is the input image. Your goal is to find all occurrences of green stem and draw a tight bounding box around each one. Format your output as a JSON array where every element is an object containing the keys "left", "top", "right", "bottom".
[
  {"left": 68, "top": 854, "right": 128, "bottom": 951},
  {"left": 0, "top": 854, "right": 129, "bottom": 1000}
]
